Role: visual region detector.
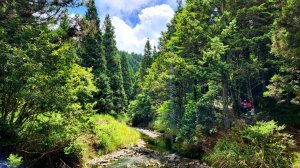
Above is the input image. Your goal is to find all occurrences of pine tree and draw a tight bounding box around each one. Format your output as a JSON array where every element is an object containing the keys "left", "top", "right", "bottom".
[
  {"left": 103, "top": 14, "right": 127, "bottom": 113},
  {"left": 120, "top": 52, "right": 133, "bottom": 101},
  {"left": 79, "top": 0, "right": 113, "bottom": 113},
  {"left": 152, "top": 46, "right": 158, "bottom": 60},
  {"left": 266, "top": 0, "right": 300, "bottom": 104},
  {"left": 139, "top": 39, "right": 153, "bottom": 81}
]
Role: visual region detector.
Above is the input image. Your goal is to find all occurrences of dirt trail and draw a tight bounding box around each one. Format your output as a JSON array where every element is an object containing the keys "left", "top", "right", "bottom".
[{"left": 86, "top": 128, "right": 210, "bottom": 168}]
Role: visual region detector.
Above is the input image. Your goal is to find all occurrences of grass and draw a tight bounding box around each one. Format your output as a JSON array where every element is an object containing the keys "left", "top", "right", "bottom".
[
  {"left": 90, "top": 114, "right": 141, "bottom": 154},
  {"left": 65, "top": 114, "right": 140, "bottom": 167},
  {"left": 293, "top": 152, "right": 300, "bottom": 168}
]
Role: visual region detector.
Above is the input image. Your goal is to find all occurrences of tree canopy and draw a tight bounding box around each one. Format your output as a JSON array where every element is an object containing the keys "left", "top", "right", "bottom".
[{"left": 0, "top": 0, "right": 299, "bottom": 167}]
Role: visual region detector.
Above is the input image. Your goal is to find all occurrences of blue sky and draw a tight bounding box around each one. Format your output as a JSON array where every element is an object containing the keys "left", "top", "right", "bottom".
[{"left": 70, "top": 0, "right": 180, "bottom": 53}]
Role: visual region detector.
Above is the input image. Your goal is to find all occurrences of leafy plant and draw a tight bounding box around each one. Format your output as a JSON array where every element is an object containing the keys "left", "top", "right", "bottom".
[
  {"left": 206, "top": 121, "right": 295, "bottom": 168},
  {"left": 7, "top": 154, "right": 23, "bottom": 167}
]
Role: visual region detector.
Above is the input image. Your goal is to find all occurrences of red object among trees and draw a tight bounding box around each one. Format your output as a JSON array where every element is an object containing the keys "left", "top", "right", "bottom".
[{"left": 247, "top": 101, "right": 253, "bottom": 109}]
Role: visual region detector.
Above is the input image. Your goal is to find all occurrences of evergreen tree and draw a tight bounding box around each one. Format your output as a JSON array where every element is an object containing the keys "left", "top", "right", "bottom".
[
  {"left": 79, "top": 0, "right": 113, "bottom": 113},
  {"left": 152, "top": 46, "right": 158, "bottom": 60},
  {"left": 265, "top": 0, "right": 300, "bottom": 104},
  {"left": 139, "top": 39, "right": 153, "bottom": 81},
  {"left": 120, "top": 52, "right": 133, "bottom": 101},
  {"left": 103, "top": 14, "right": 127, "bottom": 113},
  {"left": 130, "top": 0, "right": 300, "bottom": 150},
  {"left": 0, "top": 4, "right": 97, "bottom": 166}
]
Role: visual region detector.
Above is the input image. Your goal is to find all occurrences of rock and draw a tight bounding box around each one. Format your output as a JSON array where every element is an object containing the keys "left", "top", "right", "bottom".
[
  {"left": 189, "top": 162, "right": 195, "bottom": 165},
  {"left": 100, "top": 160, "right": 109, "bottom": 163}
]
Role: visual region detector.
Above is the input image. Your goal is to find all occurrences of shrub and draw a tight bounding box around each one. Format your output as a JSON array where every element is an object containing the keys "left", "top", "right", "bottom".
[
  {"left": 129, "top": 93, "right": 154, "bottom": 127},
  {"left": 153, "top": 101, "right": 176, "bottom": 135},
  {"left": 206, "top": 121, "right": 295, "bottom": 168},
  {"left": 64, "top": 140, "right": 86, "bottom": 159},
  {"left": 64, "top": 133, "right": 99, "bottom": 167},
  {"left": 7, "top": 154, "right": 23, "bottom": 167},
  {"left": 174, "top": 100, "right": 220, "bottom": 157}
]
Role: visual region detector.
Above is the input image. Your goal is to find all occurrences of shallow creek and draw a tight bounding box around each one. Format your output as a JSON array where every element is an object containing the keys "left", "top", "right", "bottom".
[{"left": 87, "top": 128, "right": 210, "bottom": 168}]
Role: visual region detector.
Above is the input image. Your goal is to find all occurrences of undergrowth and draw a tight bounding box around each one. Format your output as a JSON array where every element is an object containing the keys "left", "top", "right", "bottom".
[
  {"left": 205, "top": 121, "right": 295, "bottom": 168},
  {"left": 63, "top": 115, "right": 140, "bottom": 167}
]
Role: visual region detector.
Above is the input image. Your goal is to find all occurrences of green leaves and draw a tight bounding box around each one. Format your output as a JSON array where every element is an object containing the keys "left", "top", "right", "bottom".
[
  {"left": 7, "top": 154, "right": 23, "bottom": 167},
  {"left": 207, "top": 121, "right": 295, "bottom": 168},
  {"left": 203, "top": 37, "right": 228, "bottom": 63},
  {"left": 103, "top": 15, "right": 127, "bottom": 114},
  {"left": 266, "top": 0, "right": 300, "bottom": 104}
]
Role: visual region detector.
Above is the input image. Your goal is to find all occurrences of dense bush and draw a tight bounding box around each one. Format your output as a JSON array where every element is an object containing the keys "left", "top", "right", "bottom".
[
  {"left": 16, "top": 112, "right": 88, "bottom": 167},
  {"left": 129, "top": 93, "right": 154, "bottom": 127},
  {"left": 152, "top": 100, "right": 221, "bottom": 156},
  {"left": 206, "top": 121, "right": 295, "bottom": 168},
  {"left": 174, "top": 100, "right": 221, "bottom": 157}
]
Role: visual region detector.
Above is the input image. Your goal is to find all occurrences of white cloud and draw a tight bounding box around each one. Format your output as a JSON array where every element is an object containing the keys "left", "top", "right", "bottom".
[
  {"left": 96, "top": 0, "right": 151, "bottom": 12},
  {"left": 112, "top": 4, "right": 174, "bottom": 54},
  {"left": 95, "top": 0, "right": 152, "bottom": 20}
]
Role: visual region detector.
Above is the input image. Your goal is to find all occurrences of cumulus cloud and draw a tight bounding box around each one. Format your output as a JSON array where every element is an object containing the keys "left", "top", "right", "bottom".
[
  {"left": 96, "top": 0, "right": 151, "bottom": 13},
  {"left": 112, "top": 4, "right": 174, "bottom": 54},
  {"left": 95, "top": 0, "right": 152, "bottom": 25},
  {"left": 95, "top": 0, "right": 180, "bottom": 26}
]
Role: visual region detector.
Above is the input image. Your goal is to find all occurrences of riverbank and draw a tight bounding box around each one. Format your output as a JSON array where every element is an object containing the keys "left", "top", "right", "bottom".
[{"left": 86, "top": 128, "right": 210, "bottom": 168}]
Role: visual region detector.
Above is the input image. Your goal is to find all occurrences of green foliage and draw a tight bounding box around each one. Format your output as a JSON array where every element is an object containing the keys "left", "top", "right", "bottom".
[
  {"left": 174, "top": 100, "right": 220, "bottom": 157},
  {"left": 131, "top": 0, "right": 300, "bottom": 158},
  {"left": 103, "top": 14, "right": 127, "bottom": 113},
  {"left": 62, "top": 115, "right": 140, "bottom": 165},
  {"left": 79, "top": 0, "right": 113, "bottom": 113},
  {"left": 154, "top": 101, "right": 176, "bottom": 135},
  {"left": 118, "top": 51, "right": 142, "bottom": 100},
  {"left": 2, "top": 0, "right": 300, "bottom": 166},
  {"left": 139, "top": 39, "right": 153, "bottom": 81},
  {"left": 7, "top": 154, "right": 23, "bottom": 167},
  {"left": 293, "top": 152, "right": 300, "bottom": 168},
  {"left": 206, "top": 121, "right": 295, "bottom": 168},
  {"left": 118, "top": 51, "right": 143, "bottom": 74},
  {"left": 89, "top": 115, "right": 140, "bottom": 154},
  {"left": 64, "top": 140, "right": 86, "bottom": 159},
  {"left": 63, "top": 133, "right": 97, "bottom": 166},
  {"left": 129, "top": 93, "right": 153, "bottom": 127},
  {"left": 120, "top": 52, "right": 133, "bottom": 101},
  {"left": 265, "top": 0, "right": 300, "bottom": 105}
]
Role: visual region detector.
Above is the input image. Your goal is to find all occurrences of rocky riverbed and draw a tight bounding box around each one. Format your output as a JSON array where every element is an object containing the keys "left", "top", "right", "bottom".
[{"left": 86, "top": 128, "right": 210, "bottom": 168}]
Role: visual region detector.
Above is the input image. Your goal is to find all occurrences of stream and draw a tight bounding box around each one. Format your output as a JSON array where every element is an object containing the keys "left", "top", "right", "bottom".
[
  {"left": 0, "top": 161, "right": 8, "bottom": 168},
  {"left": 87, "top": 128, "right": 210, "bottom": 168}
]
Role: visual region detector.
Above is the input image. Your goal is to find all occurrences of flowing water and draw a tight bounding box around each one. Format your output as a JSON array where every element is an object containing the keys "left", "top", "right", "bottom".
[{"left": 0, "top": 161, "right": 8, "bottom": 168}]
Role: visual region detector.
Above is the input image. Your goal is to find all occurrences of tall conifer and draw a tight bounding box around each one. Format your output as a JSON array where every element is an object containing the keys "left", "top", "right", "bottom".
[
  {"left": 79, "top": 0, "right": 113, "bottom": 113},
  {"left": 139, "top": 39, "right": 153, "bottom": 81},
  {"left": 103, "top": 14, "right": 127, "bottom": 113},
  {"left": 120, "top": 53, "right": 133, "bottom": 101}
]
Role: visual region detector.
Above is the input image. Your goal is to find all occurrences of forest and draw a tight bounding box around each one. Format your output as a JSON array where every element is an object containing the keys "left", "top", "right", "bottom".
[{"left": 0, "top": 0, "right": 299, "bottom": 168}]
